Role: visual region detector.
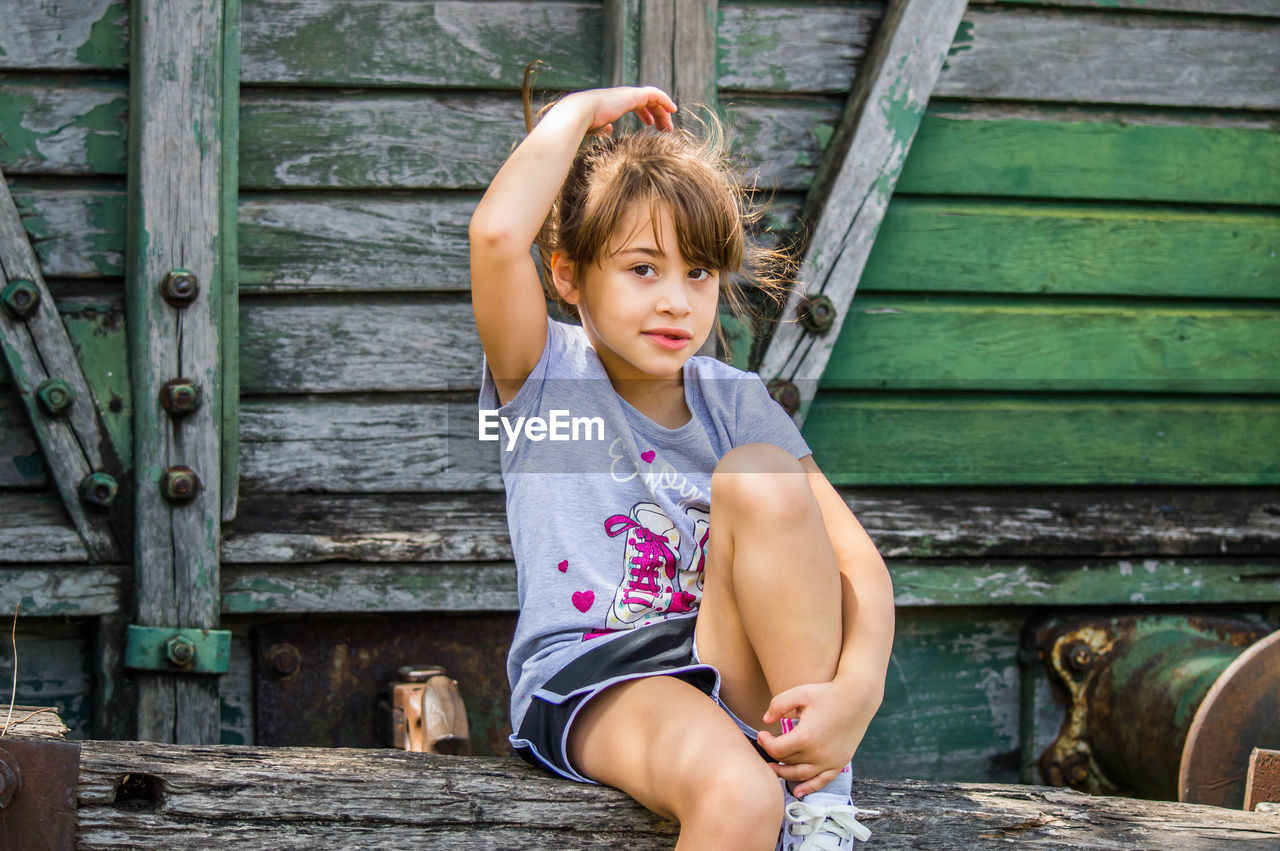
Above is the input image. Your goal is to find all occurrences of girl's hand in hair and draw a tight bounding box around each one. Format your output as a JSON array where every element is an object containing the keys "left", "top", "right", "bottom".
[{"left": 562, "top": 86, "right": 678, "bottom": 136}]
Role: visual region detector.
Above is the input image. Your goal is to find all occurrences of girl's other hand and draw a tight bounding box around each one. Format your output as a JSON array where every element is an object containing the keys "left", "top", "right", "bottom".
[
  {"left": 563, "top": 86, "right": 678, "bottom": 136},
  {"left": 756, "top": 673, "right": 884, "bottom": 797}
]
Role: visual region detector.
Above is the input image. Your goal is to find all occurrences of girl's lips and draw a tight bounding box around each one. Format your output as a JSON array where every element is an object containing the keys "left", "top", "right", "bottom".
[{"left": 643, "top": 331, "right": 691, "bottom": 350}]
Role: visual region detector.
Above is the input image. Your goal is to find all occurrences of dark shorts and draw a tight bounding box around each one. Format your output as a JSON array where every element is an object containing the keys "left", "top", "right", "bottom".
[{"left": 511, "top": 614, "right": 766, "bottom": 783}]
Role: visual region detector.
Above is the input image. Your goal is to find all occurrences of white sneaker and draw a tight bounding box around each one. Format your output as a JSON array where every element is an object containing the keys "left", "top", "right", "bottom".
[{"left": 776, "top": 780, "right": 878, "bottom": 849}]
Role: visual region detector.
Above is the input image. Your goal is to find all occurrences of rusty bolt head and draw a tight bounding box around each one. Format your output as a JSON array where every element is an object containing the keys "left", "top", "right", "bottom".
[
  {"left": 166, "top": 635, "right": 196, "bottom": 668},
  {"left": 267, "top": 644, "right": 301, "bottom": 677},
  {"left": 0, "top": 747, "right": 21, "bottom": 808},
  {"left": 797, "top": 293, "right": 837, "bottom": 335},
  {"left": 1, "top": 279, "right": 40, "bottom": 320},
  {"left": 160, "top": 269, "right": 199, "bottom": 307},
  {"left": 1066, "top": 641, "right": 1095, "bottom": 673},
  {"left": 767, "top": 378, "right": 801, "bottom": 417},
  {"left": 35, "top": 378, "right": 75, "bottom": 417},
  {"left": 159, "top": 379, "right": 202, "bottom": 418},
  {"left": 160, "top": 466, "right": 201, "bottom": 504},
  {"left": 79, "top": 472, "right": 119, "bottom": 510}
]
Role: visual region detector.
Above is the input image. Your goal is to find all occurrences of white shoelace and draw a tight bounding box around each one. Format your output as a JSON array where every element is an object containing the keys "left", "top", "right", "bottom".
[{"left": 783, "top": 799, "right": 880, "bottom": 849}]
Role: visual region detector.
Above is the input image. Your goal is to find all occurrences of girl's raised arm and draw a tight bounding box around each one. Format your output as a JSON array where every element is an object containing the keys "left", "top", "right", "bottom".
[{"left": 468, "top": 87, "right": 676, "bottom": 406}]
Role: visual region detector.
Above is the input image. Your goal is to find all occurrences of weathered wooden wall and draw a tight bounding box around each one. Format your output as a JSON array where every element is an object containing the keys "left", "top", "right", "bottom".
[{"left": 1, "top": 0, "right": 1278, "bottom": 789}]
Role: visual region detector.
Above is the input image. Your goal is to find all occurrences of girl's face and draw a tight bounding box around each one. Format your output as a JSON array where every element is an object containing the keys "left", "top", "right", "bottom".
[{"left": 554, "top": 202, "right": 720, "bottom": 388}]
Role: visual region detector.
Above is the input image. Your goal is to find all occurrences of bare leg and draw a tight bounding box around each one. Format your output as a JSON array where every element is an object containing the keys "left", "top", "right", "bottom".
[
  {"left": 695, "top": 443, "right": 844, "bottom": 732},
  {"left": 566, "top": 675, "right": 783, "bottom": 850}
]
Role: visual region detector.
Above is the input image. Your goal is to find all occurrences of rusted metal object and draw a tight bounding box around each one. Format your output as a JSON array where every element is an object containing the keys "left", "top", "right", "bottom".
[
  {"left": 159, "top": 268, "right": 199, "bottom": 307},
  {"left": 159, "top": 378, "right": 202, "bottom": 418},
  {"left": 0, "top": 278, "right": 40, "bottom": 318},
  {"left": 1180, "top": 629, "right": 1280, "bottom": 807},
  {"left": 0, "top": 737, "right": 80, "bottom": 849},
  {"left": 1245, "top": 748, "right": 1280, "bottom": 811},
  {"left": 1039, "top": 616, "right": 1274, "bottom": 802},
  {"left": 254, "top": 614, "right": 517, "bottom": 755},
  {"left": 767, "top": 378, "right": 800, "bottom": 416},
  {"left": 79, "top": 472, "right": 119, "bottom": 510},
  {"left": 797, "top": 293, "right": 837, "bottom": 335},
  {"left": 35, "top": 378, "right": 74, "bottom": 417},
  {"left": 160, "top": 465, "right": 201, "bottom": 504},
  {"left": 378, "top": 666, "right": 472, "bottom": 755}
]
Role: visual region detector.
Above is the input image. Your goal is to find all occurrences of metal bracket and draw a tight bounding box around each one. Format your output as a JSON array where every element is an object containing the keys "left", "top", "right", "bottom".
[
  {"left": 125, "top": 625, "right": 231, "bottom": 674},
  {"left": 0, "top": 736, "right": 80, "bottom": 849}
]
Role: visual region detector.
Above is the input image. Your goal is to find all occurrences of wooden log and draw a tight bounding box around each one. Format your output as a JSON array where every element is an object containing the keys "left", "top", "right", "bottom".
[
  {"left": 0, "top": 171, "right": 127, "bottom": 561},
  {"left": 758, "top": 0, "right": 969, "bottom": 426},
  {"left": 126, "top": 0, "right": 230, "bottom": 745},
  {"left": 72, "top": 742, "right": 1280, "bottom": 849}
]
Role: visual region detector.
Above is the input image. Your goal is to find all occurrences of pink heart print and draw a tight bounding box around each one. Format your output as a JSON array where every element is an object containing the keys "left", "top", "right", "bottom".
[
  {"left": 572, "top": 590, "right": 595, "bottom": 613},
  {"left": 641, "top": 450, "right": 656, "bottom": 463},
  {"left": 557, "top": 560, "right": 568, "bottom": 573}
]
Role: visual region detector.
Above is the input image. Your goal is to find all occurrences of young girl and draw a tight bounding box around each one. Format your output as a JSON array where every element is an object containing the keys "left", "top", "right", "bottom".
[{"left": 470, "top": 84, "right": 894, "bottom": 850}]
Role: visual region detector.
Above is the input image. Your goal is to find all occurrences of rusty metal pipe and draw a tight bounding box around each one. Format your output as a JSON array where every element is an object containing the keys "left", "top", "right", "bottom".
[{"left": 1086, "top": 630, "right": 1243, "bottom": 799}]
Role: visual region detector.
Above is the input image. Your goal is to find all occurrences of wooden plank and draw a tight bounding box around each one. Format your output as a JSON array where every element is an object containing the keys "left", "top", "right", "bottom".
[
  {"left": 0, "top": 621, "right": 97, "bottom": 738},
  {"left": 6, "top": 183, "right": 126, "bottom": 279},
  {"left": 221, "top": 0, "right": 241, "bottom": 524},
  {"left": 718, "top": 3, "right": 1280, "bottom": 105},
  {"left": 220, "top": 558, "right": 1280, "bottom": 614},
  {"left": 0, "top": 0, "right": 128, "bottom": 71},
  {"left": 237, "top": 194, "right": 475, "bottom": 292},
  {"left": 900, "top": 106, "right": 1280, "bottom": 205},
  {"left": 0, "top": 391, "right": 44, "bottom": 486},
  {"left": 0, "top": 79, "right": 128, "bottom": 176},
  {"left": 935, "top": 6, "right": 1280, "bottom": 109},
  {"left": 235, "top": 292, "right": 1279, "bottom": 394},
  {"left": 863, "top": 199, "right": 1280, "bottom": 297},
  {"left": 613, "top": 0, "right": 717, "bottom": 110},
  {"left": 240, "top": 0, "right": 601, "bottom": 88},
  {"left": 72, "top": 741, "right": 1280, "bottom": 847},
  {"left": 127, "top": 0, "right": 229, "bottom": 745},
  {"left": 0, "top": 173, "right": 126, "bottom": 560},
  {"left": 825, "top": 294, "right": 1280, "bottom": 394},
  {"left": 0, "top": 491, "right": 87, "bottom": 562},
  {"left": 973, "top": 0, "right": 1280, "bottom": 17},
  {"left": 804, "top": 393, "right": 1280, "bottom": 486},
  {"left": 238, "top": 397, "right": 500, "bottom": 493},
  {"left": 0, "top": 564, "right": 122, "bottom": 616},
  {"left": 758, "top": 0, "right": 969, "bottom": 425},
  {"left": 239, "top": 297, "right": 479, "bottom": 392},
  {"left": 220, "top": 487, "right": 1280, "bottom": 564}
]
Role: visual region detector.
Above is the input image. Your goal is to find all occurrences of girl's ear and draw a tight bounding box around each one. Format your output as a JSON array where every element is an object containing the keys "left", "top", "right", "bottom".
[{"left": 550, "top": 251, "right": 581, "bottom": 305}]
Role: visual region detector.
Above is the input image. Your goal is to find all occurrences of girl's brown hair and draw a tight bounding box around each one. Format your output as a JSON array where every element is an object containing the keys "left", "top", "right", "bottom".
[{"left": 523, "top": 68, "right": 795, "bottom": 357}]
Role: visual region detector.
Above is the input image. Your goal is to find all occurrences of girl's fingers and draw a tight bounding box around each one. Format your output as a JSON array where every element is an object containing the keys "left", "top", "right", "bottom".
[
  {"left": 793, "top": 767, "right": 842, "bottom": 799},
  {"left": 770, "top": 762, "right": 817, "bottom": 783}
]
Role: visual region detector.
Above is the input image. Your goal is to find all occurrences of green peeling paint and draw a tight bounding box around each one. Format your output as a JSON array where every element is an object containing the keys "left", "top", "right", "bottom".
[
  {"left": 11, "top": 451, "right": 46, "bottom": 481},
  {"left": 948, "top": 20, "right": 975, "bottom": 56},
  {"left": 0, "top": 91, "right": 46, "bottom": 167},
  {"left": 74, "top": 2, "right": 129, "bottom": 68}
]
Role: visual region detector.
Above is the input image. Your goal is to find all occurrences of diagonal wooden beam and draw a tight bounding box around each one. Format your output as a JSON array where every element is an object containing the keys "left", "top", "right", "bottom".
[
  {"left": 0, "top": 171, "right": 128, "bottom": 562},
  {"left": 758, "top": 0, "right": 969, "bottom": 426}
]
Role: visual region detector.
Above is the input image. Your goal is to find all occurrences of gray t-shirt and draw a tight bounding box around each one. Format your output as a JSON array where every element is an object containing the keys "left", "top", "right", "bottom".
[{"left": 477, "top": 318, "right": 811, "bottom": 739}]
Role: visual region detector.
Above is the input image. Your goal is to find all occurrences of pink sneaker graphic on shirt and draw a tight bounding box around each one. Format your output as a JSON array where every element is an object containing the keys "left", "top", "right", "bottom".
[{"left": 604, "top": 503, "right": 686, "bottom": 629}]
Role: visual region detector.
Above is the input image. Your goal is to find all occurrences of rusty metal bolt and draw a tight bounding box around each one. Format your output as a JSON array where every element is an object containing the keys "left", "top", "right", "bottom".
[
  {"left": 1, "top": 279, "right": 40, "bottom": 320},
  {"left": 1061, "top": 754, "right": 1091, "bottom": 787},
  {"left": 159, "top": 379, "right": 202, "bottom": 418},
  {"left": 160, "top": 466, "right": 201, "bottom": 504},
  {"left": 166, "top": 635, "right": 196, "bottom": 668},
  {"left": 797, "top": 294, "right": 837, "bottom": 335},
  {"left": 160, "top": 269, "right": 199, "bottom": 307},
  {"left": 767, "top": 378, "right": 800, "bottom": 417},
  {"left": 79, "top": 472, "right": 119, "bottom": 510},
  {"left": 267, "top": 643, "right": 301, "bottom": 678},
  {"left": 35, "top": 377, "right": 75, "bottom": 417},
  {"left": 0, "top": 747, "right": 21, "bottom": 808},
  {"left": 1066, "top": 641, "right": 1095, "bottom": 673}
]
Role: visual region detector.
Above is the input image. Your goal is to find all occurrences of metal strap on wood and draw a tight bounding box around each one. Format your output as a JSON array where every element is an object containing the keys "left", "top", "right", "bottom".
[
  {"left": 0, "top": 170, "right": 128, "bottom": 562},
  {"left": 127, "top": 0, "right": 237, "bottom": 744},
  {"left": 757, "top": 0, "right": 970, "bottom": 426}
]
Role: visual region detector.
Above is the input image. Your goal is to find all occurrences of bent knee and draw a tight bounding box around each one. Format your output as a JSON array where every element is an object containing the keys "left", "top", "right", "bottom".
[
  {"left": 685, "top": 758, "right": 783, "bottom": 843},
  {"left": 712, "top": 444, "right": 813, "bottom": 521}
]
